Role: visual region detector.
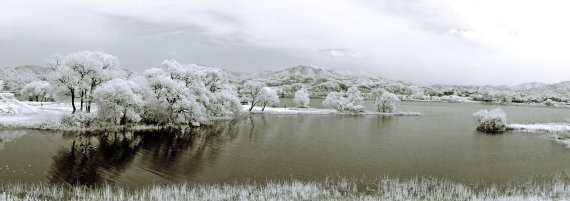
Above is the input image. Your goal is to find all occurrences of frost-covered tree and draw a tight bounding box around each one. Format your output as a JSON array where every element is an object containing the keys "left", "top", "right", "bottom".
[
  {"left": 323, "top": 90, "right": 365, "bottom": 112},
  {"left": 93, "top": 78, "right": 144, "bottom": 125},
  {"left": 376, "top": 91, "right": 400, "bottom": 113},
  {"left": 143, "top": 67, "right": 195, "bottom": 125},
  {"left": 258, "top": 87, "right": 280, "bottom": 111},
  {"left": 472, "top": 107, "right": 507, "bottom": 132},
  {"left": 294, "top": 88, "right": 310, "bottom": 108},
  {"left": 20, "top": 81, "right": 51, "bottom": 101},
  {"left": 49, "top": 51, "right": 122, "bottom": 113},
  {"left": 323, "top": 92, "right": 349, "bottom": 111},
  {"left": 241, "top": 80, "right": 266, "bottom": 111},
  {"left": 60, "top": 51, "right": 121, "bottom": 113},
  {"left": 50, "top": 65, "right": 80, "bottom": 113},
  {"left": 346, "top": 86, "right": 364, "bottom": 106},
  {"left": 141, "top": 60, "right": 241, "bottom": 126},
  {"left": 0, "top": 80, "right": 4, "bottom": 91}
]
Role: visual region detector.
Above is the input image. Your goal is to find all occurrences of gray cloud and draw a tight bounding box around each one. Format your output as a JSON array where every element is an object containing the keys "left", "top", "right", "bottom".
[{"left": 1, "top": 0, "right": 569, "bottom": 85}]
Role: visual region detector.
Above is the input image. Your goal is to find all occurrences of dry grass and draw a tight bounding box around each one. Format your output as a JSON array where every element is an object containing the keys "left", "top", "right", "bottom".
[{"left": 1, "top": 174, "right": 570, "bottom": 201}]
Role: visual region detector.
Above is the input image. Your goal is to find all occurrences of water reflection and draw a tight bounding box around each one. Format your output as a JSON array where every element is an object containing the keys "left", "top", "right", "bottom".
[{"left": 48, "top": 120, "right": 238, "bottom": 186}]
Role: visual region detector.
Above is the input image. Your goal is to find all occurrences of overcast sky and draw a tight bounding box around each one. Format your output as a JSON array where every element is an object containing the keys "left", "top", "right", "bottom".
[{"left": 1, "top": 0, "right": 569, "bottom": 85}]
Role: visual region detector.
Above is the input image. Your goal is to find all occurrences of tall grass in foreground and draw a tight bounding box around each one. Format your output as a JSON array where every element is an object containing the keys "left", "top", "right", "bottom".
[{"left": 2, "top": 174, "right": 570, "bottom": 201}]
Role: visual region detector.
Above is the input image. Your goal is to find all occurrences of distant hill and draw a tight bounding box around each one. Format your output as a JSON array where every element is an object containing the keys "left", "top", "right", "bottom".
[
  {"left": 512, "top": 82, "right": 548, "bottom": 91},
  {"left": 233, "top": 65, "right": 418, "bottom": 97},
  {"left": 512, "top": 81, "right": 570, "bottom": 100}
]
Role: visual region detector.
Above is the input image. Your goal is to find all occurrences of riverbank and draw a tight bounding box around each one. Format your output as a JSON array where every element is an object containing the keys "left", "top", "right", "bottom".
[
  {"left": 244, "top": 105, "right": 421, "bottom": 116},
  {"left": 1, "top": 174, "right": 569, "bottom": 201}
]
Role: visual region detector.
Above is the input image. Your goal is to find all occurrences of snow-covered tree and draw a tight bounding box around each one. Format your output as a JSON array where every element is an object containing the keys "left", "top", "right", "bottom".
[
  {"left": 323, "top": 92, "right": 349, "bottom": 111},
  {"left": 323, "top": 90, "right": 365, "bottom": 112},
  {"left": 50, "top": 65, "right": 80, "bottom": 113},
  {"left": 473, "top": 107, "right": 507, "bottom": 132},
  {"left": 93, "top": 78, "right": 144, "bottom": 125},
  {"left": 376, "top": 91, "right": 400, "bottom": 113},
  {"left": 20, "top": 81, "right": 52, "bottom": 101},
  {"left": 346, "top": 86, "right": 364, "bottom": 106},
  {"left": 0, "top": 80, "right": 4, "bottom": 91},
  {"left": 258, "top": 87, "right": 280, "bottom": 111},
  {"left": 143, "top": 67, "right": 194, "bottom": 125},
  {"left": 49, "top": 51, "right": 122, "bottom": 113},
  {"left": 241, "top": 80, "right": 266, "bottom": 111},
  {"left": 294, "top": 88, "right": 310, "bottom": 108},
  {"left": 141, "top": 60, "right": 241, "bottom": 126}
]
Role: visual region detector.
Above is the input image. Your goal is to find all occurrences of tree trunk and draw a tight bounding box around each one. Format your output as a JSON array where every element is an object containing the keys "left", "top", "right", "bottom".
[
  {"left": 87, "top": 83, "right": 96, "bottom": 113},
  {"left": 120, "top": 108, "right": 128, "bottom": 125},
  {"left": 80, "top": 90, "right": 84, "bottom": 111},
  {"left": 262, "top": 102, "right": 267, "bottom": 111},
  {"left": 248, "top": 98, "right": 255, "bottom": 111},
  {"left": 71, "top": 89, "right": 76, "bottom": 114}
]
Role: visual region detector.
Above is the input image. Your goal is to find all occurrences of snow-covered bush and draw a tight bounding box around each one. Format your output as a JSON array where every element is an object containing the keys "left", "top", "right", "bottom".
[
  {"left": 0, "top": 80, "right": 4, "bottom": 91},
  {"left": 472, "top": 107, "right": 507, "bottom": 132},
  {"left": 20, "top": 81, "right": 52, "bottom": 101},
  {"left": 93, "top": 78, "right": 144, "bottom": 125},
  {"left": 60, "top": 112, "right": 97, "bottom": 129},
  {"left": 543, "top": 99, "right": 558, "bottom": 107},
  {"left": 258, "top": 87, "right": 279, "bottom": 111},
  {"left": 375, "top": 91, "right": 400, "bottom": 113},
  {"left": 294, "top": 88, "right": 310, "bottom": 108}
]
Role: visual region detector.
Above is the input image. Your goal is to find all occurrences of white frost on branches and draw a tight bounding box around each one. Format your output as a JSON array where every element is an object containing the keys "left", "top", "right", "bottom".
[
  {"left": 20, "top": 81, "right": 52, "bottom": 101},
  {"left": 372, "top": 89, "right": 400, "bottom": 113},
  {"left": 323, "top": 87, "right": 365, "bottom": 112},
  {"left": 241, "top": 80, "right": 267, "bottom": 111},
  {"left": 294, "top": 88, "right": 310, "bottom": 108},
  {"left": 258, "top": 87, "right": 280, "bottom": 111},
  {"left": 93, "top": 78, "right": 144, "bottom": 125},
  {"left": 472, "top": 107, "right": 507, "bottom": 132}
]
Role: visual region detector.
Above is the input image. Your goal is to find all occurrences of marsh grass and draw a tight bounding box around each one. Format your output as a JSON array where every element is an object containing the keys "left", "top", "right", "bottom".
[{"left": 2, "top": 174, "right": 570, "bottom": 201}]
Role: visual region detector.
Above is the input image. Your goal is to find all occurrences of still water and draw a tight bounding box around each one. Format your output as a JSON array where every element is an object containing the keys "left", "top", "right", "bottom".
[{"left": 1, "top": 101, "right": 570, "bottom": 187}]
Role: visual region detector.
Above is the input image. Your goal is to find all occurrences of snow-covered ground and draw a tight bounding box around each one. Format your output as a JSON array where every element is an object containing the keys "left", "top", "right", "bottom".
[
  {"left": 508, "top": 123, "right": 570, "bottom": 133},
  {"left": 0, "top": 94, "right": 77, "bottom": 128},
  {"left": 242, "top": 105, "right": 421, "bottom": 116},
  {"left": 508, "top": 123, "right": 570, "bottom": 146}
]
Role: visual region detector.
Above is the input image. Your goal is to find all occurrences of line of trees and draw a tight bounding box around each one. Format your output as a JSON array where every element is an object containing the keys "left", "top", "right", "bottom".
[{"left": 44, "top": 51, "right": 241, "bottom": 127}]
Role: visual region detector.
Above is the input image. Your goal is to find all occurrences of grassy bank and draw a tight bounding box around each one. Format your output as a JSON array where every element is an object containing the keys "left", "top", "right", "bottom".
[{"left": 2, "top": 174, "right": 570, "bottom": 201}]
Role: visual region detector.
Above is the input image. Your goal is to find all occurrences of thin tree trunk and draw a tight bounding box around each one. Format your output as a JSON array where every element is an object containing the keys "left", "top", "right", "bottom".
[
  {"left": 262, "top": 102, "right": 267, "bottom": 111},
  {"left": 71, "top": 89, "right": 76, "bottom": 114},
  {"left": 120, "top": 108, "right": 128, "bottom": 125},
  {"left": 80, "top": 90, "right": 84, "bottom": 111},
  {"left": 248, "top": 98, "right": 255, "bottom": 111},
  {"left": 87, "top": 83, "right": 96, "bottom": 113}
]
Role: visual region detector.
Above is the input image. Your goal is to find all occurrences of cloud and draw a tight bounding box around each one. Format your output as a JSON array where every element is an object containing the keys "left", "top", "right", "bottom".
[
  {"left": 2, "top": 0, "right": 570, "bottom": 85},
  {"left": 318, "top": 49, "right": 362, "bottom": 58}
]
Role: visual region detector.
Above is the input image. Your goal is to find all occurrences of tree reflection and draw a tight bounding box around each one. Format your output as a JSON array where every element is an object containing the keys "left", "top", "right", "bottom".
[{"left": 48, "top": 120, "right": 238, "bottom": 186}]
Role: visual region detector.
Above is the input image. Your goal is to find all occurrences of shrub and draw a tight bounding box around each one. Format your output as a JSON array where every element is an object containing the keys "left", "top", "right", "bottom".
[
  {"left": 60, "top": 112, "right": 97, "bottom": 129},
  {"left": 543, "top": 99, "right": 558, "bottom": 107},
  {"left": 472, "top": 107, "right": 507, "bottom": 132}
]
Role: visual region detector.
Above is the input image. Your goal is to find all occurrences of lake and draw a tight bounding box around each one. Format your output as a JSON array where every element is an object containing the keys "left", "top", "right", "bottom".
[{"left": 1, "top": 100, "right": 570, "bottom": 188}]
